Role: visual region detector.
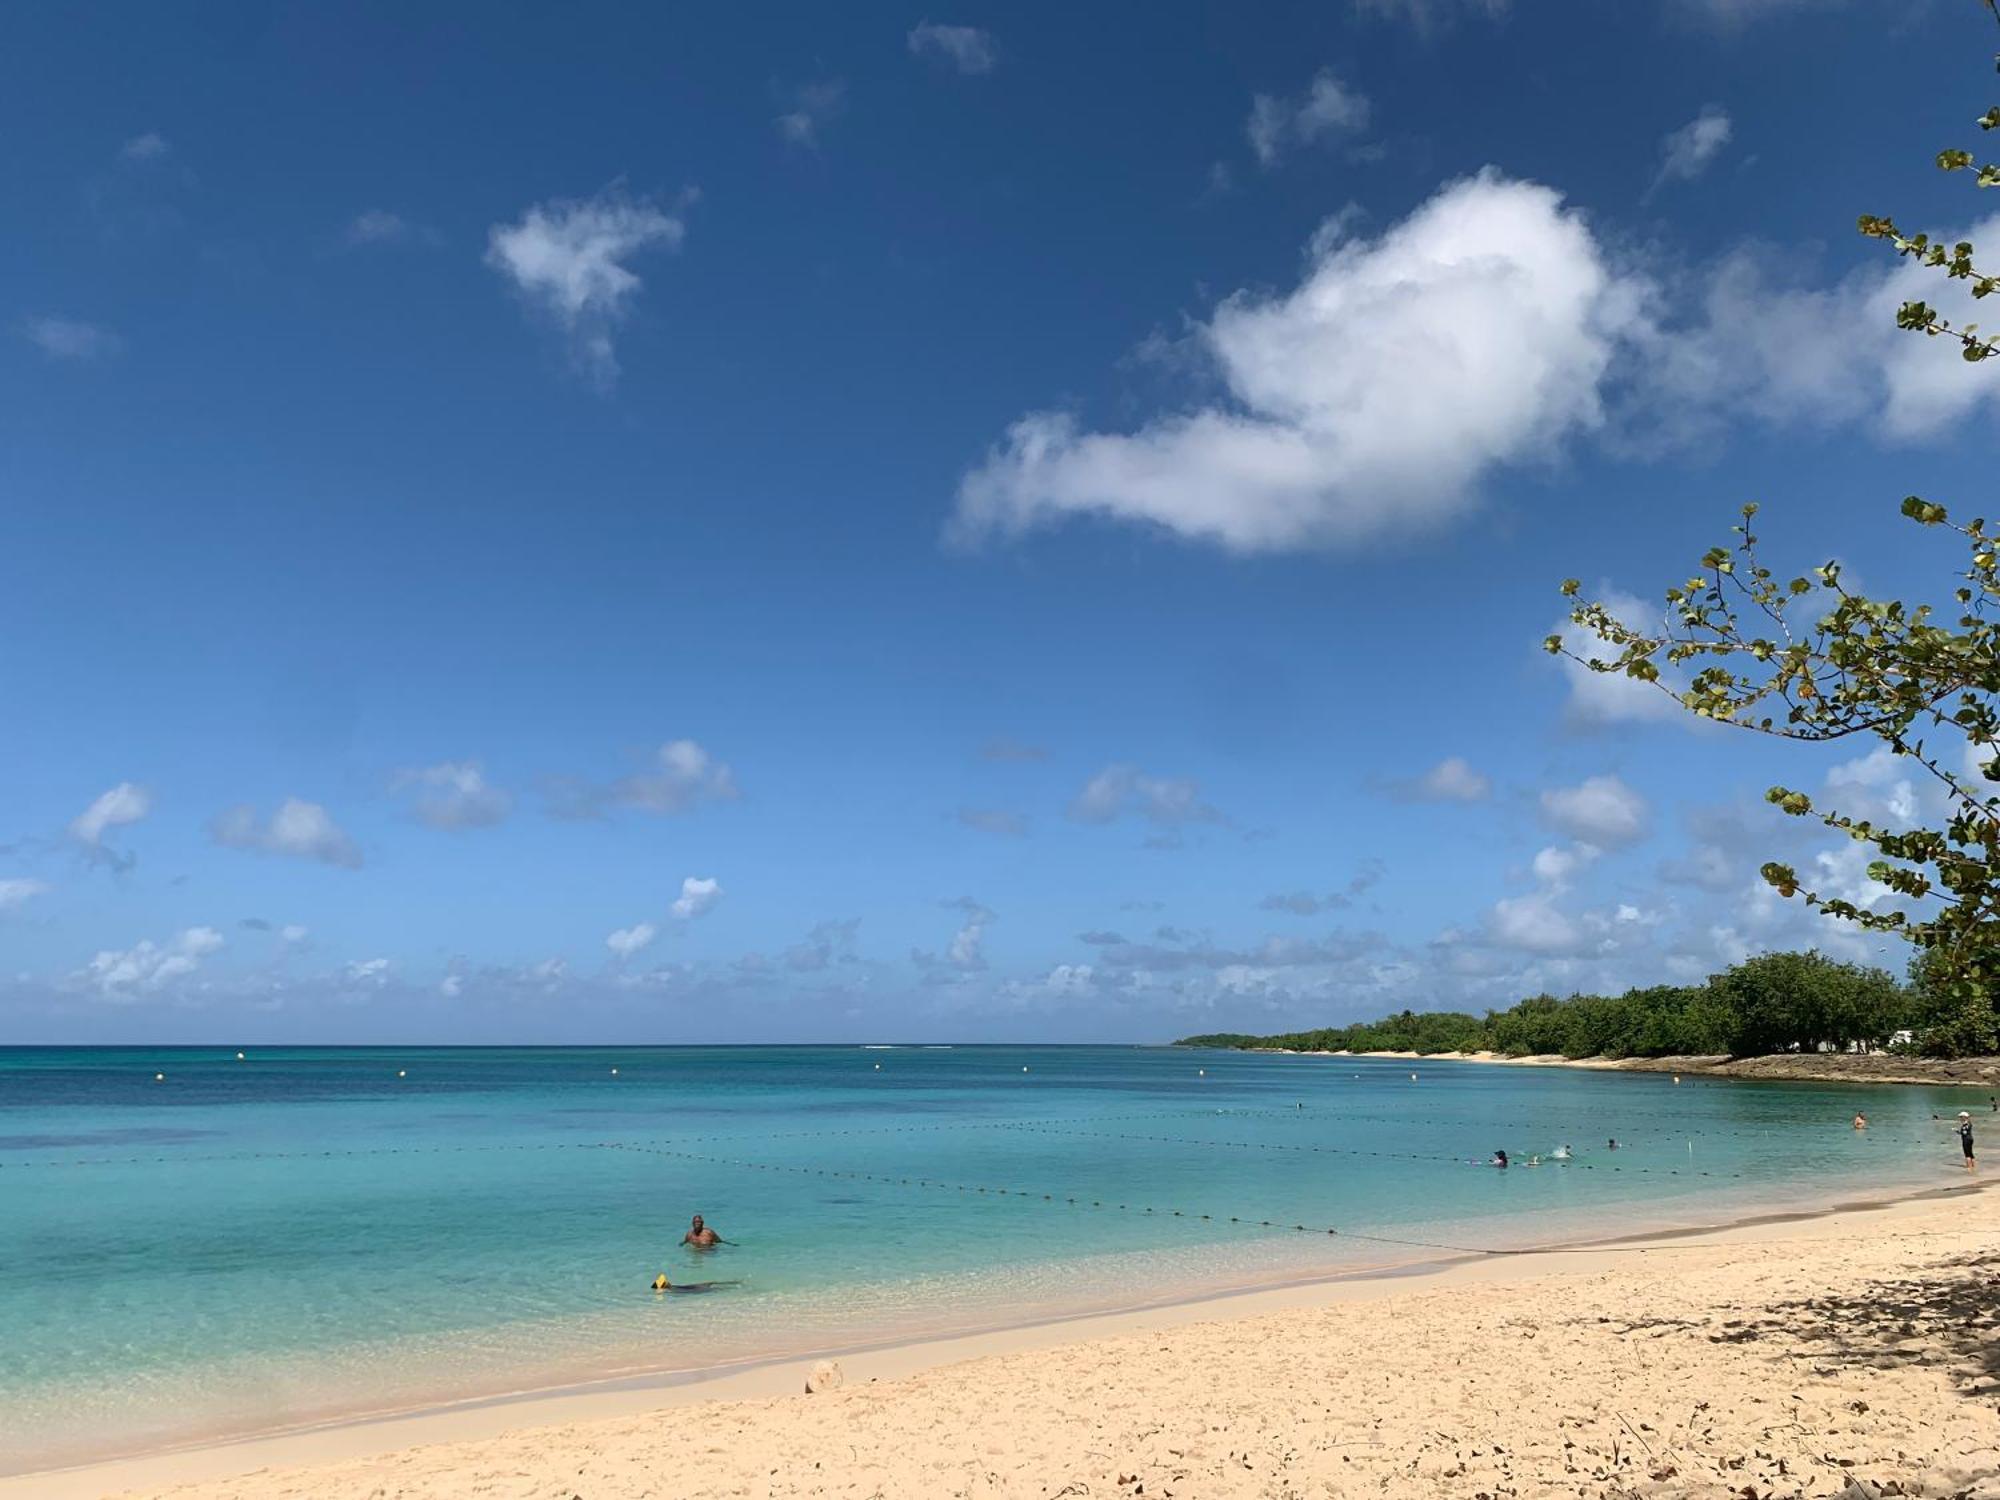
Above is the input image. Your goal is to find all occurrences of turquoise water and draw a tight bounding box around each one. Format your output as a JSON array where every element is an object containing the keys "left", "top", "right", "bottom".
[{"left": 0, "top": 1044, "right": 1987, "bottom": 1473}]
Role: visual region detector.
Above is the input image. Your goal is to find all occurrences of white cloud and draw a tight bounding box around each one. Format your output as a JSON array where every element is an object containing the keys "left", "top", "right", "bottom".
[
  {"left": 0, "top": 878, "right": 50, "bottom": 913},
  {"left": 954, "top": 171, "right": 1638, "bottom": 554},
  {"left": 775, "top": 80, "right": 846, "bottom": 148},
  {"left": 914, "top": 898, "right": 993, "bottom": 974},
  {"left": 614, "top": 740, "right": 740, "bottom": 814},
  {"left": 1352, "top": 0, "right": 1508, "bottom": 27},
  {"left": 280, "top": 923, "right": 309, "bottom": 944},
  {"left": 958, "top": 807, "right": 1029, "bottom": 836},
  {"left": 1539, "top": 774, "right": 1648, "bottom": 848},
  {"left": 671, "top": 876, "right": 722, "bottom": 921},
  {"left": 1652, "top": 105, "right": 1732, "bottom": 193},
  {"left": 81, "top": 926, "right": 223, "bottom": 999},
  {"left": 439, "top": 973, "right": 465, "bottom": 998},
  {"left": 607, "top": 922, "right": 658, "bottom": 959},
  {"left": 120, "top": 132, "right": 170, "bottom": 162},
  {"left": 392, "top": 761, "right": 513, "bottom": 830},
  {"left": 211, "top": 798, "right": 362, "bottom": 868},
  {"left": 1247, "top": 68, "right": 1370, "bottom": 166},
  {"left": 1552, "top": 587, "right": 1685, "bottom": 727},
  {"left": 344, "top": 209, "right": 437, "bottom": 248},
  {"left": 344, "top": 957, "right": 392, "bottom": 986},
  {"left": 1635, "top": 214, "right": 2000, "bottom": 444},
  {"left": 1825, "top": 746, "right": 1919, "bottom": 826},
  {"left": 1531, "top": 842, "right": 1600, "bottom": 886},
  {"left": 1069, "top": 764, "right": 1220, "bottom": 826},
  {"left": 22, "top": 316, "right": 121, "bottom": 362},
  {"left": 946, "top": 899, "right": 991, "bottom": 969},
  {"left": 908, "top": 22, "right": 998, "bottom": 74},
  {"left": 787, "top": 918, "right": 861, "bottom": 972},
  {"left": 71, "top": 782, "right": 151, "bottom": 846},
  {"left": 1488, "top": 893, "right": 1587, "bottom": 954},
  {"left": 486, "top": 188, "right": 689, "bottom": 389},
  {"left": 1403, "top": 756, "right": 1491, "bottom": 802}
]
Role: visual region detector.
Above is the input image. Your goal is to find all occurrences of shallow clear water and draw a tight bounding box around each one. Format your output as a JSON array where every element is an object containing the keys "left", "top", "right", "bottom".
[{"left": 0, "top": 1044, "right": 1987, "bottom": 1472}]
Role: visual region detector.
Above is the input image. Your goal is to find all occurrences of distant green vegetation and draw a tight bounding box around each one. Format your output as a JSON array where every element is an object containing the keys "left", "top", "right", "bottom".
[{"left": 1176, "top": 949, "right": 1954, "bottom": 1059}]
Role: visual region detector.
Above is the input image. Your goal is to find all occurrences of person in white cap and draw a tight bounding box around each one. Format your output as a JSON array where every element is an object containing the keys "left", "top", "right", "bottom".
[{"left": 1958, "top": 1112, "right": 1977, "bottom": 1174}]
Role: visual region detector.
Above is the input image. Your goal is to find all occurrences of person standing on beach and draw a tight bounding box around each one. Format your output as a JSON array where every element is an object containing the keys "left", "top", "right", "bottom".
[{"left": 1958, "top": 1112, "right": 1977, "bottom": 1173}]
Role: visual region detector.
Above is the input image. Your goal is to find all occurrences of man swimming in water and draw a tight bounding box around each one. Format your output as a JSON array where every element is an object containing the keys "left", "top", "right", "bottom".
[{"left": 681, "top": 1213, "right": 723, "bottom": 1247}]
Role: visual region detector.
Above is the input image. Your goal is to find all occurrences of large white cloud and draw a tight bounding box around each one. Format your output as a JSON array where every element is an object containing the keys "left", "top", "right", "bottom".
[
  {"left": 954, "top": 171, "right": 1637, "bottom": 553},
  {"left": 486, "top": 189, "right": 688, "bottom": 388},
  {"left": 211, "top": 798, "right": 362, "bottom": 868}
]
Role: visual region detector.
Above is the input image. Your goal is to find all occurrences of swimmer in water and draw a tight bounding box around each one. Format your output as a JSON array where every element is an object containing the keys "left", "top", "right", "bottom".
[
  {"left": 1853, "top": 1112, "right": 1867, "bottom": 1130},
  {"left": 1606, "top": 1138, "right": 1618, "bottom": 1150},
  {"left": 1551, "top": 1144, "right": 1572, "bottom": 1161},
  {"left": 651, "top": 1275, "right": 743, "bottom": 1293},
  {"left": 1490, "top": 1149, "right": 1509, "bottom": 1169},
  {"left": 681, "top": 1213, "right": 725, "bottom": 1248}
]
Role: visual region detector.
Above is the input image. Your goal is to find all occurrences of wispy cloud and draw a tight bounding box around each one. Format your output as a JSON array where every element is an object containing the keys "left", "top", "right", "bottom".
[
  {"left": 119, "top": 132, "right": 171, "bottom": 163},
  {"left": 958, "top": 807, "right": 1029, "bottom": 836},
  {"left": 1247, "top": 68, "right": 1370, "bottom": 167},
  {"left": 1648, "top": 104, "right": 1732, "bottom": 198},
  {"left": 345, "top": 209, "right": 440, "bottom": 248},
  {"left": 486, "top": 187, "right": 691, "bottom": 388},
  {"left": 0, "top": 878, "right": 50, "bottom": 914},
  {"left": 391, "top": 761, "right": 513, "bottom": 830},
  {"left": 22, "top": 316, "right": 120, "bottom": 362},
  {"left": 775, "top": 80, "right": 846, "bottom": 149},
  {"left": 908, "top": 22, "right": 998, "bottom": 74},
  {"left": 1069, "top": 765, "right": 1222, "bottom": 828}
]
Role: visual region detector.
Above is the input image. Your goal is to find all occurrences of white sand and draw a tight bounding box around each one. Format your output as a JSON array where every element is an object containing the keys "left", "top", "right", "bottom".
[{"left": 11, "top": 1179, "right": 1999, "bottom": 1500}]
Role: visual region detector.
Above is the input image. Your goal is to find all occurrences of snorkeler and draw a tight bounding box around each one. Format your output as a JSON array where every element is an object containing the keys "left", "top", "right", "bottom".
[{"left": 651, "top": 1275, "right": 743, "bottom": 1293}]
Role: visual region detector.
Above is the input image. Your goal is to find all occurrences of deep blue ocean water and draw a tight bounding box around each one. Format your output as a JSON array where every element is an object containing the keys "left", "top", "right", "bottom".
[{"left": 0, "top": 1044, "right": 1987, "bottom": 1472}]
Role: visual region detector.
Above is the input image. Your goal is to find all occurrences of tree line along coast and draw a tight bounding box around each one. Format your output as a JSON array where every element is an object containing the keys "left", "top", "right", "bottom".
[{"left": 1175, "top": 949, "right": 1999, "bottom": 1074}]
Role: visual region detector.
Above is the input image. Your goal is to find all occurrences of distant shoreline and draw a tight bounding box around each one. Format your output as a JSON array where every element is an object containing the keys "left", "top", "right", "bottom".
[{"left": 1198, "top": 1045, "right": 2000, "bottom": 1088}]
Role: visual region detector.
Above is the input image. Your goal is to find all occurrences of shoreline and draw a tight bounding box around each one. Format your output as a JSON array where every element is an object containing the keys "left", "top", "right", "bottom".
[
  {"left": 10, "top": 1171, "right": 1994, "bottom": 1500},
  {"left": 1244, "top": 1045, "right": 2000, "bottom": 1087}
]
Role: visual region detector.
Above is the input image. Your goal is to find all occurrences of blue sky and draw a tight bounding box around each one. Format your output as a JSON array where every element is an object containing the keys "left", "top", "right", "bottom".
[{"left": 4, "top": 0, "right": 1996, "bottom": 1043}]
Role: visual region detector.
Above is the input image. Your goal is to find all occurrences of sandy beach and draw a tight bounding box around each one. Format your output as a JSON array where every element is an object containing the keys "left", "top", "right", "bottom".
[
  {"left": 1278, "top": 1048, "right": 2000, "bottom": 1088},
  {"left": 13, "top": 1177, "right": 1997, "bottom": 1500}
]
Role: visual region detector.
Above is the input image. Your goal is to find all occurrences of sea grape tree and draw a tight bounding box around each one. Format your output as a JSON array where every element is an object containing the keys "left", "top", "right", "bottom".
[{"left": 1552, "top": 36, "right": 2000, "bottom": 1053}]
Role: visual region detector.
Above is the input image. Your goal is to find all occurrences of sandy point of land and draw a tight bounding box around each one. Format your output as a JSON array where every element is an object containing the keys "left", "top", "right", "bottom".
[{"left": 17, "top": 1179, "right": 1999, "bottom": 1500}]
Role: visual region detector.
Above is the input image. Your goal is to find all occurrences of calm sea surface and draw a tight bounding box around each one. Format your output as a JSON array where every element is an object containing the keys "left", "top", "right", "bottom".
[{"left": 0, "top": 1043, "right": 1987, "bottom": 1472}]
